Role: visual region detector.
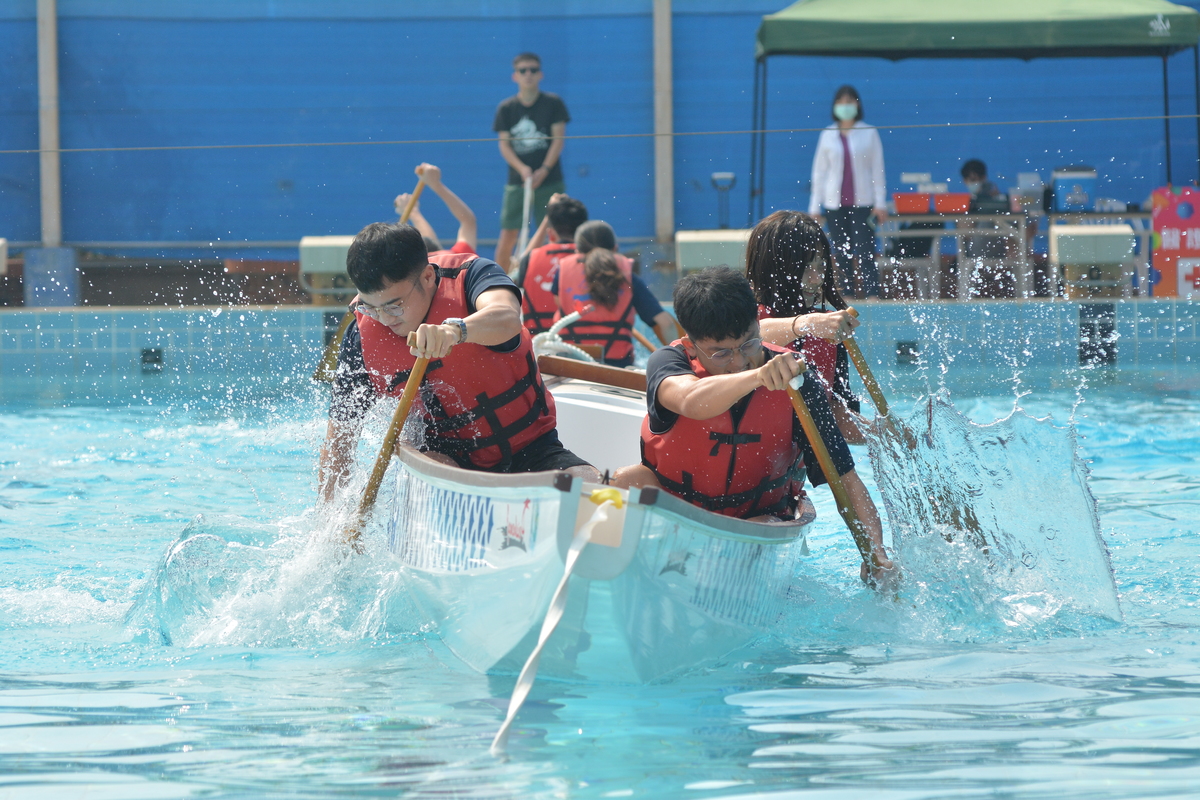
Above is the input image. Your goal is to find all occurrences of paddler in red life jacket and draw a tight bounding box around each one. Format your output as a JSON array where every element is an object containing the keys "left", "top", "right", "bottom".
[
  {"left": 746, "top": 210, "right": 868, "bottom": 445},
  {"left": 553, "top": 220, "right": 678, "bottom": 367},
  {"left": 392, "top": 163, "right": 478, "bottom": 257},
  {"left": 318, "top": 223, "right": 602, "bottom": 504},
  {"left": 515, "top": 193, "right": 587, "bottom": 334},
  {"left": 611, "top": 267, "right": 893, "bottom": 586}
]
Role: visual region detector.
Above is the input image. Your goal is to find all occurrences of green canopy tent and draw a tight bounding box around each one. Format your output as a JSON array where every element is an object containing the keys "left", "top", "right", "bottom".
[{"left": 749, "top": 0, "right": 1200, "bottom": 222}]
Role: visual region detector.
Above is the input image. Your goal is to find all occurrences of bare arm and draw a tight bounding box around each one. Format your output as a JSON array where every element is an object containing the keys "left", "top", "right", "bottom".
[
  {"left": 318, "top": 416, "right": 365, "bottom": 505},
  {"left": 651, "top": 311, "right": 676, "bottom": 345},
  {"left": 841, "top": 468, "right": 894, "bottom": 584},
  {"left": 498, "top": 132, "right": 533, "bottom": 180},
  {"left": 759, "top": 311, "right": 859, "bottom": 346},
  {"left": 419, "top": 164, "right": 477, "bottom": 251},
  {"left": 410, "top": 287, "right": 524, "bottom": 359},
  {"left": 395, "top": 195, "right": 439, "bottom": 243},
  {"left": 657, "top": 351, "right": 803, "bottom": 421}
]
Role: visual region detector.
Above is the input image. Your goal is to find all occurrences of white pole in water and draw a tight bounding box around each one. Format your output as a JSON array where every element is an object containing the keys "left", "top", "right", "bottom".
[
  {"left": 653, "top": 0, "right": 675, "bottom": 244},
  {"left": 36, "top": 0, "right": 62, "bottom": 248},
  {"left": 516, "top": 175, "right": 534, "bottom": 261}
]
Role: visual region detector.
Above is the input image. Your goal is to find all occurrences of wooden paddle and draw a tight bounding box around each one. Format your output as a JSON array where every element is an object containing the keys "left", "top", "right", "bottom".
[
  {"left": 786, "top": 374, "right": 878, "bottom": 571},
  {"left": 312, "top": 176, "right": 428, "bottom": 383},
  {"left": 631, "top": 328, "right": 658, "bottom": 353},
  {"left": 344, "top": 331, "right": 428, "bottom": 549},
  {"left": 537, "top": 354, "right": 647, "bottom": 392},
  {"left": 842, "top": 307, "right": 889, "bottom": 416}
]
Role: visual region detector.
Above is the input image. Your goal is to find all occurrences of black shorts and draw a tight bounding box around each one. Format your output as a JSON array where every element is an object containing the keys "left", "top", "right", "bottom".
[{"left": 431, "top": 429, "right": 591, "bottom": 474}]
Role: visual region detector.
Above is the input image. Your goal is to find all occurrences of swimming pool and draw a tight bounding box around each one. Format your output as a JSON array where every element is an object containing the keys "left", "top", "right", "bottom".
[{"left": 2, "top": 313, "right": 1199, "bottom": 798}]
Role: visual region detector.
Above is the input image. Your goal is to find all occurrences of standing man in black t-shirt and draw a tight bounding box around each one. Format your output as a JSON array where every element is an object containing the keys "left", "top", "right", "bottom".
[{"left": 493, "top": 52, "right": 570, "bottom": 271}]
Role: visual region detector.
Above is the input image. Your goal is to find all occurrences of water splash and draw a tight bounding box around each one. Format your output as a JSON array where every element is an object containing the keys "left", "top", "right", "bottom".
[
  {"left": 865, "top": 391, "right": 1121, "bottom": 631},
  {"left": 125, "top": 512, "right": 420, "bottom": 648}
]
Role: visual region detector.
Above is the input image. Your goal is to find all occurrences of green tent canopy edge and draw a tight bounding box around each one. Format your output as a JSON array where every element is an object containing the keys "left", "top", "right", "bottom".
[{"left": 756, "top": 0, "right": 1200, "bottom": 60}]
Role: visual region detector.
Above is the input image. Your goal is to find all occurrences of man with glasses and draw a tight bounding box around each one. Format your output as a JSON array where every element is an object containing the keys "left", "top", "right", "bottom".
[
  {"left": 493, "top": 52, "right": 570, "bottom": 271},
  {"left": 613, "top": 267, "right": 892, "bottom": 585},
  {"left": 318, "top": 222, "right": 599, "bottom": 504}
]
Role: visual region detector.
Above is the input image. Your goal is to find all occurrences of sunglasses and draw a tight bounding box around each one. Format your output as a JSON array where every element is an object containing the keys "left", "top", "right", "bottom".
[{"left": 515, "top": 66, "right": 541, "bottom": 75}]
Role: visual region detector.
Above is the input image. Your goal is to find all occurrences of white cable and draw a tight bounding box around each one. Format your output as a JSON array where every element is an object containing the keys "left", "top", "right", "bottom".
[
  {"left": 516, "top": 176, "right": 534, "bottom": 259},
  {"left": 490, "top": 500, "right": 614, "bottom": 755},
  {"left": 532, "top": 310, "right": 597, "bottom": 363}
]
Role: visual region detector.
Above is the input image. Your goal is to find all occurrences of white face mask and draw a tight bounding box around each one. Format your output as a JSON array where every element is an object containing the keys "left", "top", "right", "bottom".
[{"left": 833, "top": 103, "right": 858, "bottom": 121}]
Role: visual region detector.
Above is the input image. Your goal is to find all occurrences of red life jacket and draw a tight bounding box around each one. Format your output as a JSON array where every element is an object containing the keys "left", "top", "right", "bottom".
[
  {"left": 640, "top": 341, "right": 804, "bottom": 519},
  {"left": 756, "top": 304, "right": 839, "bottom": 397},
  {"left": 356, "top": 252, "right": 557, "bottom": 470},
  {"left": 556, "top": 252, "right": 637, "bottom": 363},
  {"left": 521, "top": 242, "right": 574, "bottom": 334}
]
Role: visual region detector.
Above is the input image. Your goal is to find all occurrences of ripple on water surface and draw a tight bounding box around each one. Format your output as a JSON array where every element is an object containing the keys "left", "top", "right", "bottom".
[{"left": 0, "top": 380, "right": 1198, "bottom": 798}]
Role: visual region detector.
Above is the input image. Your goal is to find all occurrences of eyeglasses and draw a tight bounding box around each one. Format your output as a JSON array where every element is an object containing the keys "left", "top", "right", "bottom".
[
  {"left": 354, "top": 277, "right": 424, "bottom": 321},
  {"left": 516, "top": 66, "right": 541, "bottom": 74},
  {"left": 695, "top": 337, "right": 763, "bottom": 365}
]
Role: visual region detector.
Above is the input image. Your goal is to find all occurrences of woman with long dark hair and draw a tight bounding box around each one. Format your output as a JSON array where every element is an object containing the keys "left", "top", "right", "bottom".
[
  {"left": 554, "top": 220, "right": 676, "bottom": 367},
  {"left": 746, "top": 210, "right": 867, "bottom": 443}
]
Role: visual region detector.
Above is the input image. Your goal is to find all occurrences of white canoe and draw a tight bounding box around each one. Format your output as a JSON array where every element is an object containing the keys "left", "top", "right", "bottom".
[{"left": 387, "top": 372, "right": 812, "bottom": 683}]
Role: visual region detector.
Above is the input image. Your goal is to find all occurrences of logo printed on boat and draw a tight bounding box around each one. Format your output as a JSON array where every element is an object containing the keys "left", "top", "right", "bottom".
[
  {"left": 499, "top": 499, "right": 533, "bottom": 551},
  {"left": 659, "top": 549, "right": 693, "bottom": 576}
]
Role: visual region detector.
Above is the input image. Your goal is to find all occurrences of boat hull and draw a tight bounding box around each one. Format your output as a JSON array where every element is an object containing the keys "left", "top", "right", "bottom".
[{"left": 386, "top": 378, "right": 811, "bottom": 682}]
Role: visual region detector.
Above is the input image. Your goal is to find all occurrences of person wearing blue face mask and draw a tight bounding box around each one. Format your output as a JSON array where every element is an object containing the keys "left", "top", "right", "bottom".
[{"left": 808, "top": 85, "right": 887, "bottom": 299}]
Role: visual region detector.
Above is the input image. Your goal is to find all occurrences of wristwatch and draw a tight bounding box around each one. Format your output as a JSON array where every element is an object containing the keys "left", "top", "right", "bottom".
[{"left": 443, "top": 317, "right": 467, "bottom": 344}]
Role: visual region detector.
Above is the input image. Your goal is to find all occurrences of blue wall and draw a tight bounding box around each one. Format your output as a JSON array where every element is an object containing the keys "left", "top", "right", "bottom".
[{"left": 2, "top": 0, "right": 1200, "bottom": 258}]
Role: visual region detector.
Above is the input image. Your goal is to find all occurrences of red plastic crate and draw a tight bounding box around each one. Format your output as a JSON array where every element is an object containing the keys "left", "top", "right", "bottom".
[
  {"left": 934, "top": 193, "right": 971, "bottom": 214},
  {"left": 893, "top": 192, "right": 931, "bottom": 214}
]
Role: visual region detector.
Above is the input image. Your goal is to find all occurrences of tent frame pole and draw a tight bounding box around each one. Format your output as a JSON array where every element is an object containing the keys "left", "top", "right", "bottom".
[
  {"left": 756, "top": 57, "right": 768, "bottom": 222},
  {"left": 749, "top": 57, "right": 762, "bottom": 227},
  {"left": 1164, "top": 51, "right": 1173, "bottom": 185},
  {"left": 748, "top": 56, "right": 769, "bottom": 225},
  {"left": 1194, "top": 44, "right": 1199, "bottom": 184}
]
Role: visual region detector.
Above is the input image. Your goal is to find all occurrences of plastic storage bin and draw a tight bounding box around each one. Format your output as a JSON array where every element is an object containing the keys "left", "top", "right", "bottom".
[
  {"left": 934, "top": 193, "right": 971, "bottom": 214},
  {"left": 893, "top": 192, "right": 931, "bottom": 214}
]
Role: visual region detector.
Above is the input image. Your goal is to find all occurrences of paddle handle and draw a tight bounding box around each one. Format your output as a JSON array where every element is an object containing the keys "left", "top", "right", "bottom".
[
  {"left": 786, "top": 381, "right": 874, "bottom": 567},
  {"left": 312, "top": 309, "right": 356, "bottom": 383},
  {"left": 398, "top": 178, "right": 426, "bottom": 224},
  {"left": 631, "top": 328, "right": 658, "bottom": 353},
  {"left": 844, "top": 307, "right": 889, "bottom": 416},
  {"left": 345, "top": 332, "right": 429, "bottom": 546}
]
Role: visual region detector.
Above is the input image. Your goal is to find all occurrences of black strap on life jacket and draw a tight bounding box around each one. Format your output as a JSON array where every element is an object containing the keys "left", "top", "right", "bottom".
[
  {"left": 646, "top": 463, "right": 797, "bottom": 517},
  {"left": 561, "top": 294, "right": 635, "bottom": 359},
  {"left": 387, "top": 359, "right": 444, "bottom": 393},
  {"left": 420, "top": 350, "right": 549, "bottom": 468},
  {"left": 640, "top": 437, "right": 798, "bottom": 517},
  {"left": 521, "top": 247, "right": 574, "bottom": 333},
  {"left": 522, "top": 297, "right": 557, "bottom": 332}
]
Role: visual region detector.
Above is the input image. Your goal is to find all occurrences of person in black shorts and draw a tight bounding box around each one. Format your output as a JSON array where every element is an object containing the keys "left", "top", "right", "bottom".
[{"left": 493, "top": 52, "right": 570, "bottom": 271}]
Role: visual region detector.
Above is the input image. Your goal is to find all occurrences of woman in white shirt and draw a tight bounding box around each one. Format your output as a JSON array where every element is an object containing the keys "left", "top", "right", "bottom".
[{"left": 808, "top": 85, "right": 887, "bottom": 299}]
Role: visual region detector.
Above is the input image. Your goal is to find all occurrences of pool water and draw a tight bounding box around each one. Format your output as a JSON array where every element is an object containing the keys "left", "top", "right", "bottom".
[{"left": 2, "top": 370, "right": 1199, "bottom": 799}]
